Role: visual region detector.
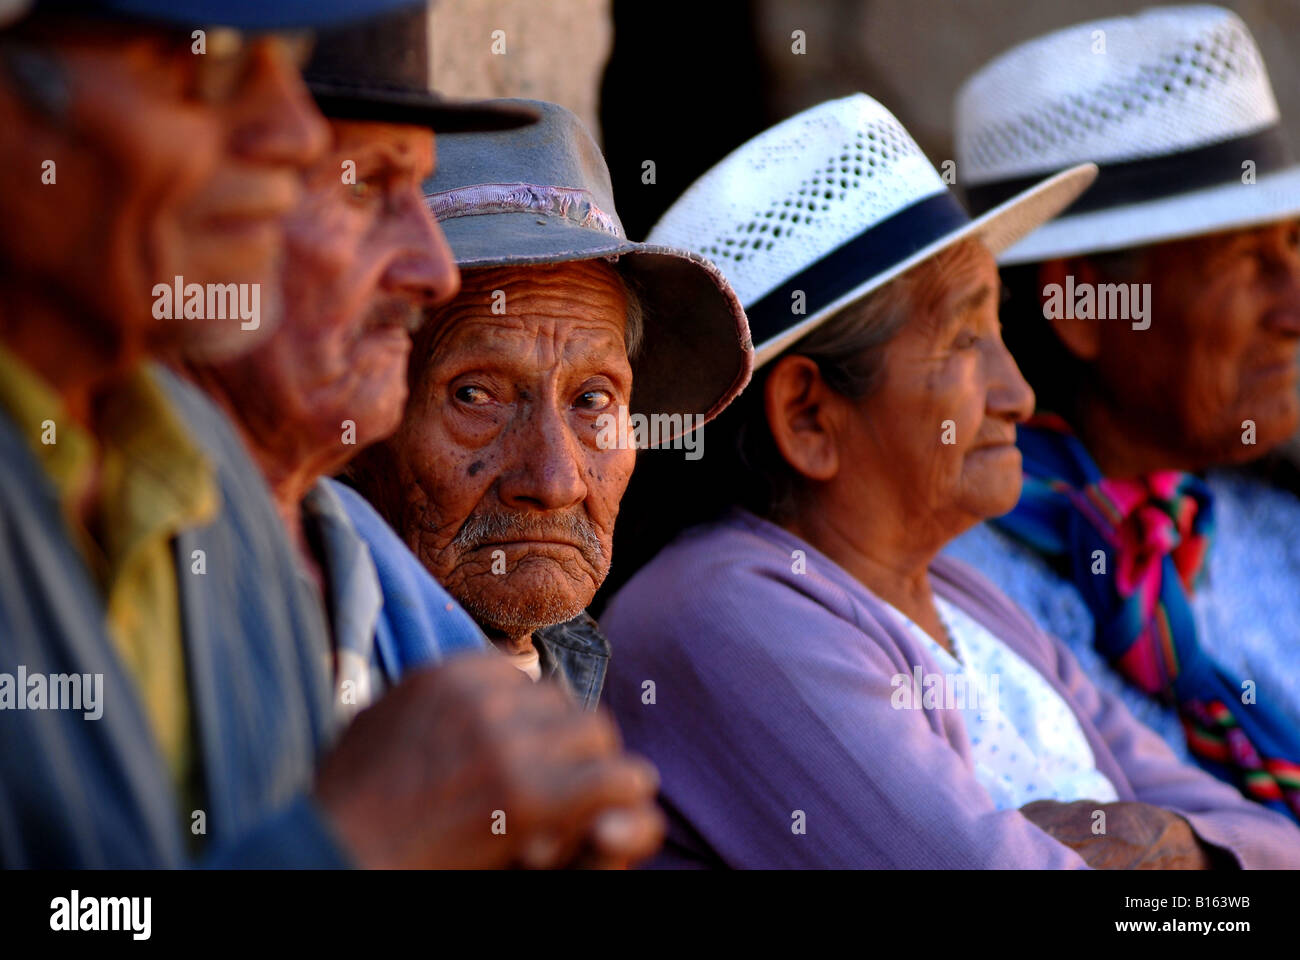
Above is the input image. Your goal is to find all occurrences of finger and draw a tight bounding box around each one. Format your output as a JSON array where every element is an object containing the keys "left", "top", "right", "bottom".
[
  {"left": 472, "top": 679, "right": 576, "bottom": 736},
  {"left": 586, "top": 804, "right": 666, "bottom": 865},
  {"left": 509, "top": 709, "right": 624, "bottom": 769},
  {"left": 544, "top": 753, "right": 661, "bottom": 827},
  {"left": 504, "top": 754, "right": 660, "bottom": 865}
]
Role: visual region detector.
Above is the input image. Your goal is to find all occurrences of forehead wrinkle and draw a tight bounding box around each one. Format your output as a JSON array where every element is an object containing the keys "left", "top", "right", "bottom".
[
  {"left": 948, "top": 282, "right": 996, "bottom": 319},
  {"left": 332, "top": 122, "right": 431, "bottom": 176},
  {"left": 419, "top": 262, "right": 632, "bottom": 384},
  {"left": 425, "top": 310, "right": 628, "bottom": 382}
]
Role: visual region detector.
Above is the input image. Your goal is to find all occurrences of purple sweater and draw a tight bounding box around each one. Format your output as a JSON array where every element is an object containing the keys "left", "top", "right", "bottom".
[{"left": 600, "top": 508, "right": 1300, "bottom": 868}]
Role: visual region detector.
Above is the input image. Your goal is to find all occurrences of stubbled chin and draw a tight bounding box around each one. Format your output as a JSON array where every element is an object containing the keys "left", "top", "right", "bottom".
[{"left": 456, "top": 562, "right": 596, "bottom": 635}]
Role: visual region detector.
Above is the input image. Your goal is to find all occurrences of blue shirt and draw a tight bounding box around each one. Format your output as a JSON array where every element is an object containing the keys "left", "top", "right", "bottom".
[{"left": 309, "top": 478, "right": 488, "bottom": 707}]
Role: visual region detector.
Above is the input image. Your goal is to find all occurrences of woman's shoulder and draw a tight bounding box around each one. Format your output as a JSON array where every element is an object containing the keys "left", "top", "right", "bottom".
[
  {"left": 602, "top": 508, "right": 884, "bottom": 662},
  {"left": 610, "top": 508, "right": 818, "bottom": 599}
]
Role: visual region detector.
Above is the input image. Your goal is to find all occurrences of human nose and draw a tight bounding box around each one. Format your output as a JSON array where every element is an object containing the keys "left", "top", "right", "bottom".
[
  {"left": 986, "top": 338, "right": 1035, "bottom": 424},
  {"left": 497, "top": 397, "right": 588, "bottom": 513},
  {"left": 381, "top": 187, "right": 461, "bottom": 309}
]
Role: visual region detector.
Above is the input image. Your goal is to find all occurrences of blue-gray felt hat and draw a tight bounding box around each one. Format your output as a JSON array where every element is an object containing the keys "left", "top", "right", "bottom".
[
  {"left": 2, "top": 0, "right": 420, "bottom": 30},
  {"left": 425, "top": 99, "right": 754, "bottom": 431}
]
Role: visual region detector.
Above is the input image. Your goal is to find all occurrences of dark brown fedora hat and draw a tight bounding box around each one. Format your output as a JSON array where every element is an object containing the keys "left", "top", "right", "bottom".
[{"left": 304, "top": 2, "right": 536, "bottom": 133}]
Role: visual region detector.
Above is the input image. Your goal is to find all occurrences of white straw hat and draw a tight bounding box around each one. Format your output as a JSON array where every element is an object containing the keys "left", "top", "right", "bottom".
[
  {"left": 647, "top": 93, "right": 1096, "bottom": 367},
  {"left": 956, "top": 4, "right": 1300, "bottom": 265}
]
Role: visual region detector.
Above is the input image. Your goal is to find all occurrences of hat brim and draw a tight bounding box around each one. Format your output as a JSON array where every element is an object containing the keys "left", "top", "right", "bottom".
[
  {"left": 435, "top": 211, "right": 753, "bottom": 438},
  {"left": 35, "top": 0, "right": 421, "bottom": 30},
  {"left": 993, "top": 164, "right": 1300, "bottom": 265},
  {"left": 750, "top": 163, "right": 1099, "bottom": 367},
  {"left": 309, "top": 82, "right": 539, "bottom": 133}
]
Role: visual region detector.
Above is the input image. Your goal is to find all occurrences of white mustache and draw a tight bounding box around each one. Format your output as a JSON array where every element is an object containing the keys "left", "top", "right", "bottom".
[{"left": 451, "top": 510, "right": 605, "bottom": 568}]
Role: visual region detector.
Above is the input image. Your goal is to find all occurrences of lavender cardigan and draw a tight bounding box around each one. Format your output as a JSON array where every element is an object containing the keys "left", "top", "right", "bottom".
[{"left": 600, "top": 508, "right": 1300, "bottom": 868}]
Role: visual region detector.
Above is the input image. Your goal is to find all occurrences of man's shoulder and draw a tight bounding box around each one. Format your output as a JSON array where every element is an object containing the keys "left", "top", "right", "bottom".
[
  {"left": 151, "top": 365, "right": 270, "bottom": 507},
  {"left": 1207, "top": 465, "right": 1300, "bottom": 532},
  {"left": 152, "top": 364, "right": 323, "bottom": 621}
]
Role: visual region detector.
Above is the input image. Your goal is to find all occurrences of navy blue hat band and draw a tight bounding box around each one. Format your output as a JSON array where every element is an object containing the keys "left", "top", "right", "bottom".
[
  {"left": 745, "top": 190, "right": 971, "bottom": 349},
  {"left": 23, "top": 0, "right": 422, "bottom": 31},
  {"left": 964, "top": 125, "right": 1292, "bottom": 219}
]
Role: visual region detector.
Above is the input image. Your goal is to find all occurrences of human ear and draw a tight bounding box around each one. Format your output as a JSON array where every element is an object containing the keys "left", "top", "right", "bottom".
[
  {"left": 763, "top": 354, "right": 841, "bottom": 482},
  {"left": 1038, "top": 257, "right": 1102, "bottom": 361}
]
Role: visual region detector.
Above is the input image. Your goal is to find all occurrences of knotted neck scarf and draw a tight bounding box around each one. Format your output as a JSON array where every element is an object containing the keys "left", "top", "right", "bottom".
[{"left": 994, "top": 413, "right": 1300, "bottom": 822}]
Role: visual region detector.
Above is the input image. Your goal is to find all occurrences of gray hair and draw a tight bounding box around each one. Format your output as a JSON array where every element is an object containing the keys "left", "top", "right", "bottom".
[
  {"left": 616, "top": 269, "right": 644, "bottom": 362},
  {"left": 725, "top": 241, "right": 982, "bottom": 522},
  {"left": 786, "top": 271, "right": 913, "bottom": 401}
]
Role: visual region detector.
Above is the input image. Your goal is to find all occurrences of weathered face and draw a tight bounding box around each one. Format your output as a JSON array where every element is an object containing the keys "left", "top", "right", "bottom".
[
  {"left": 203, "top": 119, "right": 458, "bottom": 475},
  {"left": 0, "top": 23, "right": 326, "bottom": 362},
  {"left": 374, "top": 260, "right": 637, "bottom": 638},
  {"left": 1091, "top": 219, "right": 1300, "bottom": 466},
  {"left": 847, "top": 242, "right": 1035, "bottom": 531}
]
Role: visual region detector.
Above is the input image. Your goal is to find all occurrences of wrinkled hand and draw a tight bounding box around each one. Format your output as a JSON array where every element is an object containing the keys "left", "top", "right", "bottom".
[
  {"left": 314, "top": 655, "right": 664, "bottom": 869},
  {"left": 1020, "top": 799, "right": 1214, "bottom": 870}
]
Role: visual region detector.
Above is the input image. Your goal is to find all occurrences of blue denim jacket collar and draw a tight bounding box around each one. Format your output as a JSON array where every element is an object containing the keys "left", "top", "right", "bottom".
[{"left": 534, "top": 610, "right": 610, "bottom": 711}]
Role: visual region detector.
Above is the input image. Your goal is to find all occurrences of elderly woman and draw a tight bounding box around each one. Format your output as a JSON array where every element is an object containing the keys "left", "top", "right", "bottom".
[
  {"left": 946, "top": 7, "right": 1300, "bottom": 822},
  {"left": 599, "top": 94, "right": 1300, "bottom": 868},
  {"left": 350, "top": 100, "right": 752, "bottom": 708}
]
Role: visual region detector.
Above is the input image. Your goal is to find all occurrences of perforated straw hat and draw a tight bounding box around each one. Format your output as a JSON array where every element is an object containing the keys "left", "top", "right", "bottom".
[
  {"left": 424, "top": 99, "right": 753, "bottom": 434},
  {"left": 956, "top": 5, "right": 1300, "bottom": 265},
  {"left": 647, "top": 94, "right": 1096, "bottom": 367}
]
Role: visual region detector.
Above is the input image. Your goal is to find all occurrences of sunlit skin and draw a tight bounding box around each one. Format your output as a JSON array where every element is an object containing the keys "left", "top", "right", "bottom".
[
  {"left": 770, "top": 240, "right": 1033, "bottom": 650},
  {"left": 362, "top": 260, "right": 637, "bottom": 657},
  {"left": 0, "top": 24, "right": 326, "bottom": 533},
  {"left": 192, "top": 119, "right": 460, "bottom": 587},
  {"left": 765, "top": 238, "right": 1214, "bottom": 867},
  {"left": 1039, "top": 218, "right": 1300, "bottom": 476},
  {"left": 195, "top": 133, "right": 663, "bottom": 871},
  {"left": 0, "top": 28, "right": 327, "bottom": 412}
]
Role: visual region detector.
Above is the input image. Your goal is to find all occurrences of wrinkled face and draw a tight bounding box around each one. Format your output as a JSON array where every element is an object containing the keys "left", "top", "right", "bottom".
[
  {"left": 0, "top": 22, "right": 326, "bottom": 363},
  {"left": 1092, "top": 220, "right": 1300, "bottom": 466},
  {"left": 847, "top": 242, "right": 1035, "bottom": 530},
  {"left": 375, "top": 261, "right": 637, "bottom": 638},
  {"left": 204, "top": 119, "right": 458, "bottom": 474}
]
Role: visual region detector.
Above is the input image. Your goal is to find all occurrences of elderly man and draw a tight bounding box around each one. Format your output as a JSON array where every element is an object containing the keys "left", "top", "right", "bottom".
[
  {"left": 351, "top": 100, "right": 752, "bottom": 707},
  {"left": 0, "top": 0, "right": 656, "bottom": 872},
  {"left": 947, "top": 6, "right": 1300, "bottom": 822},
  {"left": 188, "top": 6, "right": 531, "bottom": 710},
  {"left": 187, "top": 11, "right": 665, "bottom": 870},
  {"left": 0, "top": 0, "right": 368, "bottom": 867}
]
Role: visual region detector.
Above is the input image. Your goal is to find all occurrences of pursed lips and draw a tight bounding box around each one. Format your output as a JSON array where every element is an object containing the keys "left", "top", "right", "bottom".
[
  {"left": 471, "top": 538, "right": 581, "bottom": 550},
  {"left": 363, "top": 303, "right": 426, "bottom": 336},
  {"left": 972, "top": 429, "right": 1018, "bottom": 450}
]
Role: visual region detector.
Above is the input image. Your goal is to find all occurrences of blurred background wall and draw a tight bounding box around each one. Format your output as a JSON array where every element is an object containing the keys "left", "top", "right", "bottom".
[
  {"left": 430, "top": 0, "right": 613, "bottom": 140},
  {"left": 429, "top": 0, "right": 1297, "bottom": 241}
]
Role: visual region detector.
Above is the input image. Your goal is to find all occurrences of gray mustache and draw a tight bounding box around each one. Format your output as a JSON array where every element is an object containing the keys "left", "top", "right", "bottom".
[
  {"left": 451, "top": 511, "right": 605, "bottom": 567},
  {"left": 362, "top": 296, "right": 425, "bottom": 335}
]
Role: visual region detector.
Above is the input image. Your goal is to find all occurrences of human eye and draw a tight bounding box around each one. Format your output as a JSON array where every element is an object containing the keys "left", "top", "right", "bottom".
[
  {"left": 573, "top": 387, "right": 614, "bottom": 411},
  {"left": 348, "top": 175, "right": 386, "bottom": 204},
  {"left": 453, "top": 383, "right": 494, "bottom": 406}
]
